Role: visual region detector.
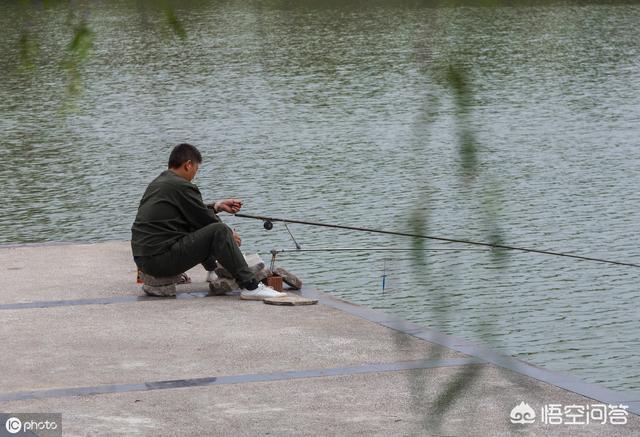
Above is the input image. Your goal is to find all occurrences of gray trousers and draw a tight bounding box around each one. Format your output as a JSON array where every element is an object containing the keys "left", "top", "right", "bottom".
[{"left": 136, "top": 223, "right": 254, "bottom": 284}]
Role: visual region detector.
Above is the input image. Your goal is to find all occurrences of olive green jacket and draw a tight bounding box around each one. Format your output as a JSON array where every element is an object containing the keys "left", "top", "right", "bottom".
[{"left": 131, "top": 170, "right": 219, "bottom": 257}]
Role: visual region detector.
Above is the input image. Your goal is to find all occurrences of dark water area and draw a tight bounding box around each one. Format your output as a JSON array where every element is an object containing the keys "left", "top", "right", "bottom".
[{"left": 1, "top": 1, "right": 639, "bottom": 393}]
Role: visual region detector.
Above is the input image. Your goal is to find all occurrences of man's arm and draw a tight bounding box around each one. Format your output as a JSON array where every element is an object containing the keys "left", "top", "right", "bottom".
[
  {"left": 208, "top": 198, "right": 243, "bottom": 214},
  {"left": 206, "top": 199, "right": 243, "bottom": 246},
  {"left": 179, "top": 185, "right": 221, "bottom": 229}
]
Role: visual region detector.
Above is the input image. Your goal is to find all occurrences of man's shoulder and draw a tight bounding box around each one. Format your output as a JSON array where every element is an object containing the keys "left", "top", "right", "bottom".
[
  {"left": 152, "top": 170, "right": 194, "bottom": 188},
  {"left": 147, "top": 171, "right": 201, "bottom": 199}
]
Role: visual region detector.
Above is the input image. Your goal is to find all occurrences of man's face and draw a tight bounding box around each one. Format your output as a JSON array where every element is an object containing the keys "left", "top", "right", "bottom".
[{"left": 185, "top": 160, "right": 199, "bottom": 181}]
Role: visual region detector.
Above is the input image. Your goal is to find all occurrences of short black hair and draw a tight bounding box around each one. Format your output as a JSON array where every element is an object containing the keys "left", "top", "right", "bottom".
[{"left": 168, "top": 143, "right": 202, "bottom": 169}]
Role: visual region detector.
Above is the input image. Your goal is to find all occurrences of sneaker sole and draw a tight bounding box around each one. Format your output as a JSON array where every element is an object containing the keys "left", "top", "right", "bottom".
[
  {"left": 239, "top": 293, "right": 272, "bottom": 301},
  {"left": 240, "top": 293, "right": 287, "bottom": 301}
]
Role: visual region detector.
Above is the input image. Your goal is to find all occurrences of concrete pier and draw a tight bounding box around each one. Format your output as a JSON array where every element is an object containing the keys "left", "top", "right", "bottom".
[{"left": 1, "top": 242, "right": 638, "bottom": 436}]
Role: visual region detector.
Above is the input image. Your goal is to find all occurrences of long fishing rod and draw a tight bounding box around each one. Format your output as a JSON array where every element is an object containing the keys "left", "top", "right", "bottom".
[{"left": 235, "top": 213, "right": 640, "bottom": 269}]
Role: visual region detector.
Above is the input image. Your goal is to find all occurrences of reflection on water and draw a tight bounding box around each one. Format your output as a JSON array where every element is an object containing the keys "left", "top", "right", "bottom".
[{"left": 1, "top": 1, "right": 639, "bottom": 392}]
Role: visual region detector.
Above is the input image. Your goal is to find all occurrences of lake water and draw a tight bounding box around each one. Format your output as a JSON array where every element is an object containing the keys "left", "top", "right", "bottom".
[{"left": 1, "top": 1, "right": 639, "bottom": 394}]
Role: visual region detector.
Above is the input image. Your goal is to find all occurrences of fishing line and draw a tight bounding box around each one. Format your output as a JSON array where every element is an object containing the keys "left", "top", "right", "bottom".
[
  {"left": 235, "top": 213, "right": 640, "bottom": 269},
  {"left": 270, "top": 247, "right": 486, "bottom": 253}
]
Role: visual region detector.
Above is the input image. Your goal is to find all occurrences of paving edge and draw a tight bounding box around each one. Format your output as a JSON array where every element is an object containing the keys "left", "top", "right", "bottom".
[
  {"left": 0, "top": 240, "right": 129, "bottom": 249},
  {"left": 0, "top": 358, "right": 485, "bottom": 403}
]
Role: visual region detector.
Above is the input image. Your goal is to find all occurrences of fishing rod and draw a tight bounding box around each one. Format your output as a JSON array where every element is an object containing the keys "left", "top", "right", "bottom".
[{"left": 235, "top": 213, "right": 640, "bottom": 269}]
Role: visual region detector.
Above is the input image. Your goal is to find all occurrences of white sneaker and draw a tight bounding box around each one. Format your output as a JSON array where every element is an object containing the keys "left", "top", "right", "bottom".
[
  {"left": 240, "top": 283, "right": 287, "bottom": 301},
  {"left": 244, "top": 253, "right": 264, "bottom": 267}
]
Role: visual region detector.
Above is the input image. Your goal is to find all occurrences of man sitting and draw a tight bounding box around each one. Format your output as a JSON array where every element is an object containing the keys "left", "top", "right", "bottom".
[{"left": 131, "top": 143, "right": 284, "bottom": 299}]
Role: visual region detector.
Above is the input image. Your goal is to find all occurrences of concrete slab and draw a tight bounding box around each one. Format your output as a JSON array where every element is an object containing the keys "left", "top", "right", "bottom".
[
  {"left": 1, "top": 242, "right": 639, "bottom": 435},
  {"left": 0, "top": 242, "right": 208, "bottom": 303},
  {"left": 0, "top": 298, "right": 463, "bottom": 393},
  {"left": 3, "top": 365, "right": 639, "bottom": 436}
]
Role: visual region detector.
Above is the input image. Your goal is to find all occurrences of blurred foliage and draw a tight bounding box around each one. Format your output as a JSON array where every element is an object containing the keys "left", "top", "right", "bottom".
[
  {"left": 163, "top": 3, "right": 186, "bottom": 39},
  {"left": 62, "top": 19, "right": 93, "bottom": 102},
  {"left": 400, "top": 34, "right": 511, "bottom": 427},
  {"left": 13, "top": 0, "right": 187, "bottom": 107},
  {"left": 18, "top": 30, "right": 39, "bottom": 70},
  {"left": 68, "top": 20, "right": 93, "bottom": 58},
  {"left": 409, "top": 208, "right": 429, "bottom": 271},
  {"left": 446, "top": 65, "right": 479, "bottom": 179}
]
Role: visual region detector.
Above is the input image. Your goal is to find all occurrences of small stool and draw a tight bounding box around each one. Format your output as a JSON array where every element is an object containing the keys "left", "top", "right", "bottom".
[{"left": 141, "top": 273, "right": 181, "bottom": 296}]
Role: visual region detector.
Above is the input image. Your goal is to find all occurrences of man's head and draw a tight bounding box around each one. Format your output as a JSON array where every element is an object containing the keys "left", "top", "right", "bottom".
[{"left": 168, "top": 143, "right": 202, "bottom": 181}]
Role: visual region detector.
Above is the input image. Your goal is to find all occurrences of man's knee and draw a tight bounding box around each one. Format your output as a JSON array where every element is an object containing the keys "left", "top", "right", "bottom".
[
  {"left": 198, "top": 222, "right": 236, "bottom": 248},
  {"left": 202, "top": 222, "right": 232, "bottom": 236}
]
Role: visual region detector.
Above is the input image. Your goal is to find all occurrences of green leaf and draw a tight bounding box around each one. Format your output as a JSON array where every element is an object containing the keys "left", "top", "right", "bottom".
[{"left": 164, "top": 6, "right": 186, "bottom": 39}]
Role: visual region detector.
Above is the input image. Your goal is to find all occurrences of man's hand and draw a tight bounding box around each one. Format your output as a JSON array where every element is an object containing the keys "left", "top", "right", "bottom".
[
  {"left": 214, "top": 198, "right": 243, "bottom": 214},
  {"left": 232, "top": 229, "right": 242, "bottom": 247}
]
